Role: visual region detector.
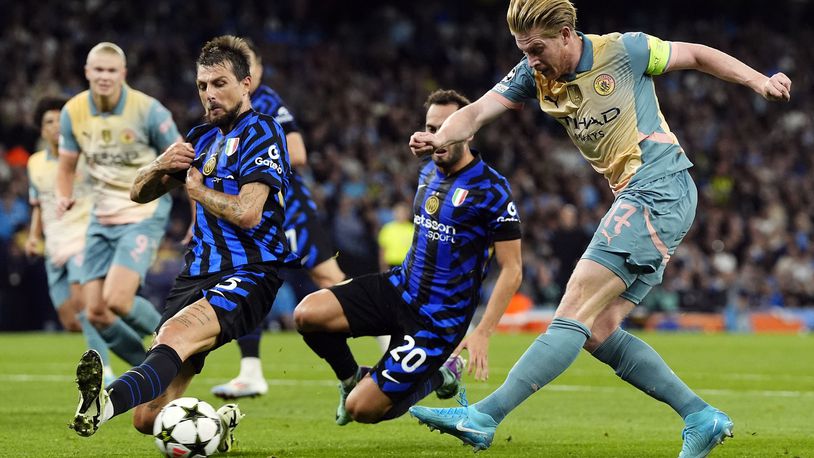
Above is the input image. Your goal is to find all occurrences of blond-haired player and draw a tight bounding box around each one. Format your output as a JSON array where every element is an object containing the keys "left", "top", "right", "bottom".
[
  {"left": 56, "top": 42, "right": 182, "bottom": 367},
  {"left": 409, "top": 1, "right": 791, "bottom": 456}
]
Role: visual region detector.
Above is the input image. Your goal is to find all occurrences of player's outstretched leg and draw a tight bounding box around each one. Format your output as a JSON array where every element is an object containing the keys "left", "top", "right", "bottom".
[
  {"left": 69, "top": 349, "right": 110, "bottom": 437},
  {"left": 217, "top": 403, "right": 245, "bottom": 453},
  {"left": 679, "top": 406, "right": 734, "bottom": 458},
  {"left": 435, "top": 354, "right": 465, "bottom": 399},
  {"left": 409, "top": 392, "right": 497, "bottom": 452}
]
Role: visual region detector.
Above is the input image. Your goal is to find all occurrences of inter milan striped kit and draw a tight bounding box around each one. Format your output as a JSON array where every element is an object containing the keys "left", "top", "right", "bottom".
[
  {"left": 251, "top": 84, "right": 335, "bottom": 268},
  {"left": 329, "top": 153, "right": 520, "bottom": 403}
]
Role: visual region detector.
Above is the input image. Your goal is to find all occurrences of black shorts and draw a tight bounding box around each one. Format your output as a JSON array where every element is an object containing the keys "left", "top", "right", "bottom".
[
  {"left": 284, "top": 175, "right": 335, "bottom": 270},
  {"left": 159, "top": 263, "right": 283, "bottom": 373},
  {"left": 330, "top": 271, "right": 467, "bottom": 401}
]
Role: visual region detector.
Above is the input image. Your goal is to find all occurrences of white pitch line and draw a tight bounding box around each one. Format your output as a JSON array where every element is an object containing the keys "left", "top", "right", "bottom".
[{"left": 2, "top": 374, "right": 812, "bottom": 399}]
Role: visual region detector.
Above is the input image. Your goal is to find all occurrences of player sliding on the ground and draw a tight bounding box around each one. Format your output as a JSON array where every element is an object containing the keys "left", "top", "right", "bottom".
[{"left": 294, "top": 89, "right": 523, "bottom": 425}]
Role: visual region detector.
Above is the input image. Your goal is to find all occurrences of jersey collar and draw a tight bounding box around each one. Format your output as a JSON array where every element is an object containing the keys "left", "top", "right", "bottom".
[
  {"left": 88, "top": 85, "right": 128, "bottom": 116},
  {"left": 562, "top": 31, "right": 593, "bottom": 82}
]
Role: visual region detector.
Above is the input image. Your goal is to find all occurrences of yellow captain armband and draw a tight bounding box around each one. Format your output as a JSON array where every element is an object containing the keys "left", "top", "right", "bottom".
[{"left": 646, "top": 36, "right": 671, "bottom": 75}]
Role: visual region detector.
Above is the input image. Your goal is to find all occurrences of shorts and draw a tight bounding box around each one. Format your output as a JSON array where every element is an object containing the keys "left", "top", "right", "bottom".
[
  {"left": 45, "top": 254, "right": 84, "bottom": 308},
  {"left": 81, "top": 211, "right": 169, "bottom": 284},
  {"left": 284, "top": 173, "right": 335, "bottom": 270},
  {"left": 330, "top": 271, "right": 467, "bottom": 401},
  {"left": 582, "top": 169, "right": 697, "bottom": 304},
  {"left": 159, "top": 262, "right": 283, "bottom": 373}
]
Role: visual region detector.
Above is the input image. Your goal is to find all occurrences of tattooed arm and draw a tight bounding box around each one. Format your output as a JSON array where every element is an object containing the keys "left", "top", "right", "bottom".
[
  {"left": 185, "top": 167, "right": 270, "bottom": 229},
  {"left": 131, "top": 142, "right": 195, "bottom": 203}
]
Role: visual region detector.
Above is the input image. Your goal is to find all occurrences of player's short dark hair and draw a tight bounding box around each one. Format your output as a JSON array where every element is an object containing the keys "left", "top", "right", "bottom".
[
  {"left": 33, "top": 96, "right": 67, "bottom": 127},
  {"left": 423, "top": 89, "right": 471, "bottom": 110},
  {"left": 197, "top": 35, "right": 252, "bottom": 81}
]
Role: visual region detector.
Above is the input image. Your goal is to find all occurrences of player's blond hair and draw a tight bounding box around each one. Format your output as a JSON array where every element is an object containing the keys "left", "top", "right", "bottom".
[
  {"left": 506, "top": 0, "right": 577, "bottom": 36},
  {"left": 86, "top": 42, "right": 127, "bottom": 66}
]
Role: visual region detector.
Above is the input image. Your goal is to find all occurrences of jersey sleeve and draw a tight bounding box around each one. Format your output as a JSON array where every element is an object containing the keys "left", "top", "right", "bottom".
[
  {"left": 486, "top": 178, "right": 522, "bottom": 241},
  {"left": 270, "top": 102, "right": 300, "bottom": 134},
  {"left": 622, "top": 32, "right": 672, "bottom": 76},
  {"left": 58, "top": 108, "right": 80, "bottom": 154},
  {"left": 490, "top": 58, "right": 538, "bottom": 105},
  {"left": 146, "top": 100, "right": 182, "bottom": 152},
  {"left": 27, "top": 163, "right": 39, "bottom": 205},
  {"left": 238, "top": 117, "right": 288, "bottom": 192}
]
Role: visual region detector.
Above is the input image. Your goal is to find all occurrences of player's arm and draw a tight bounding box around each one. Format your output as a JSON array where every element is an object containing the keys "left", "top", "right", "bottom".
[
  {"left": 185, "top": 168, "right": 270, "bottom": 229},
  {"left": 409, "top": 94, "right": 509, "bottom": 156},
  {"left": 666, "top": 42, "right": 791, "bottom": 102},
  {"left": 131, "top": 142, "right": 195, "bottom": 203},
  {"left": 25, "top": 205, "right": 43, "bottom": 257},
  {"left": 55, "top": 152, "right": 79, "bottom": 217},
  {"left": 285, "top": 132, "right": 307, "bottom": 167},
  {"left": 456, "top": 238, "right": 522, "bottom": 381}
]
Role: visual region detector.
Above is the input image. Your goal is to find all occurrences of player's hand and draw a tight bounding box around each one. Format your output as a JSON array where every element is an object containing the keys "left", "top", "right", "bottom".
[
  {"left": 185, "top": 167, "right": 204, "bottom": 201},
  {"left": 24, "top": 236, "right": 42, "bottom": 258},
  {"left": 409, "top": 131, "right": 442, "bottom": 157},
  {"left": 761, "top": 73, "right": 791, "bottom": 102},
  {"left": 453, "top": 329, "right": 490, "bottom": 381},
  {"left": 157, "top": 142, "right": 196, "bottom": 173},
  {"left": 55, "top": 196, "right": 75, "bottom": 218}
]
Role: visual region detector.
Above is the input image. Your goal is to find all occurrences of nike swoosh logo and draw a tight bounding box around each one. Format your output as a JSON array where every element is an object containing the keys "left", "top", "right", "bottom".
[
  {"left": 456, "top": 419, "right": 486, "bottom": 435},
  {"left": 381, "top": 370, "right": 400, "bottom": 384}
]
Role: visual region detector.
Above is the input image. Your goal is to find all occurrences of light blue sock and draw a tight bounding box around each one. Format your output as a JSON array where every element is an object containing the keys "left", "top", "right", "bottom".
[
  {"left": 475, "top": 317, "right": 591, "bottom": 423},
  {"left": 99, "top": 318, "right": 147, "bottom": 366},
  {"left": 77, "top": 312, "right": 112, "bottom": 369},
  {"left": 591, "top": 328, "right": 708, "bottom": 419},
  {"left": 122, "top": 296, "right": 161, "bottom": 337}
]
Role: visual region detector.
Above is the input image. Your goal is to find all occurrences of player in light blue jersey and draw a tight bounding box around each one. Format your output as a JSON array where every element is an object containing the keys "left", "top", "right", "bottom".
[{"left": 408, "top": 1, "right": 791, "bottom": 456}]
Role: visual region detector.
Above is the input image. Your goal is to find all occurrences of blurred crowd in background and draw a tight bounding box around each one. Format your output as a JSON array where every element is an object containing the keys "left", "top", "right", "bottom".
[{"left": 1, "top": 0, "right": 812, "bottom": 330}]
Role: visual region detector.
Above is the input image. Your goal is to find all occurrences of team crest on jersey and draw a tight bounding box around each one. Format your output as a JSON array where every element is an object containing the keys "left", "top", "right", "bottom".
[
  {"left": 101, "top": 129, "right": 112, "bottom": 144},
  {"left": 594, "top": 74, "right": 616, "bottom": 96},
  {"left": 203, "top": 155, "right": 217, "bottom": 176},
  {"left": 224, "top": 138, "right": 239, "bottom": 156},
  {"left": 120, "top": 129, "right": 136, "bottom": 144},
  {"left": 424, "top": 195, "right": 440, "bottom": 215},
  {"left": 451, "top": 188, "right": 468, "bottom": 207},
  {"left": 566, "top": 85, "right": 583, "bottom": 105}
]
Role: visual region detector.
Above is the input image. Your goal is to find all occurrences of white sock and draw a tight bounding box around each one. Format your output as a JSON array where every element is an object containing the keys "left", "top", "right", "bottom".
[
  {"left": 238, "top": 357, "right": 264, "bottom": 381},
  {"left": 101, "top": 393, "right": 115, "bottom": 423}
]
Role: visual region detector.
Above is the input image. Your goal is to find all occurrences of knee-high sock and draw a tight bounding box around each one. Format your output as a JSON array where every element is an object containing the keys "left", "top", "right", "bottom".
[
  {"left": 99, "top": 318, "right": 147, "bottom": 366},
  {"left": 237, "top": 326, "right": 262, "bottom": 358},
  {"left": 106, "top": 344, "right": 182, "bottom": 419},
  {"left": 591, "top": 328, "right": 708, "bottom": 419},
  {"left": 122, "top": 296, "right": 161, "bottom": 337},
  {"left": 380, "top": 371, "right": 444, "bottom": 421},
  {"left": 78, "top": 312, "right": 112, "bottom": 369},
  {"left": 301, "top": 331, "right": 358, "bottom": 381},
  {"left": 475, "top": 318, "right": 591, "bottom": 423}
]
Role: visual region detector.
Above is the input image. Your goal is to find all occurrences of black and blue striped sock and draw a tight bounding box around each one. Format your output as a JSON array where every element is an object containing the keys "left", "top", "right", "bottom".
[{"left": 106, "top": 344, "right": 182, "bottom": 418}]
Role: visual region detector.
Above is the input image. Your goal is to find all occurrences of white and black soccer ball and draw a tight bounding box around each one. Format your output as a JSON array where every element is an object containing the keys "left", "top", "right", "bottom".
[{"left": 153, "top": 397, "right": 222, "bottom": 458}]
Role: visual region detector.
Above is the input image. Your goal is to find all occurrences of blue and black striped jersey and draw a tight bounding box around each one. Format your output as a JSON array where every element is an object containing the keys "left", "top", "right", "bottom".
[
  {"left": 388, "top": 155, "right": 521, "bottom": 332},
  {"left": 183, "top": 110, "right": 299, "bottom": 276},
  {"left": 251, "top": 85, "right": 299, "bottom": 134}
]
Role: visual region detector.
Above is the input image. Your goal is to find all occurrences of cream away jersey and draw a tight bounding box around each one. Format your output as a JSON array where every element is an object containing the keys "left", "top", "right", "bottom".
[
  {"left": 59, "top": 85, "right": 181, "bottom": 224},
  {"left": 491, "top": 32, "right": 693, "bottom": 193}
]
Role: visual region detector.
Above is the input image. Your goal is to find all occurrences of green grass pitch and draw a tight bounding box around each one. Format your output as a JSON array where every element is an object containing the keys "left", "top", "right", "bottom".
[{"left": 0, "top": 331, "right": 811, "bottom": 457}]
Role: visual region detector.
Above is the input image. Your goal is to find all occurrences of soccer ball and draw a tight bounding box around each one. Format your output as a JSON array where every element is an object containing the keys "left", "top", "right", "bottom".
[{"left": 153, "top": 397, "right": 222, "bottom": 458}]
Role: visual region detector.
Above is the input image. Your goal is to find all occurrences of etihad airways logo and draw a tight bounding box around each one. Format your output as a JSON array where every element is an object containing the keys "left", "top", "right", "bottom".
[{"left": 414, "top": 214, "right": 457, "bottom": 243}]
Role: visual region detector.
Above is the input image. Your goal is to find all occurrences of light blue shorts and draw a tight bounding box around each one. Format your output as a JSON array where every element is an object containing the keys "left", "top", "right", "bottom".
[
  {"left": 582, "top": 169, "right": 697, "bottom": 304},
  {"left": 45, "top": 254, "right": 84, "bottom": 308},
  {"left": 81, "top": 209, "right": 169, "bottom": 284}
]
